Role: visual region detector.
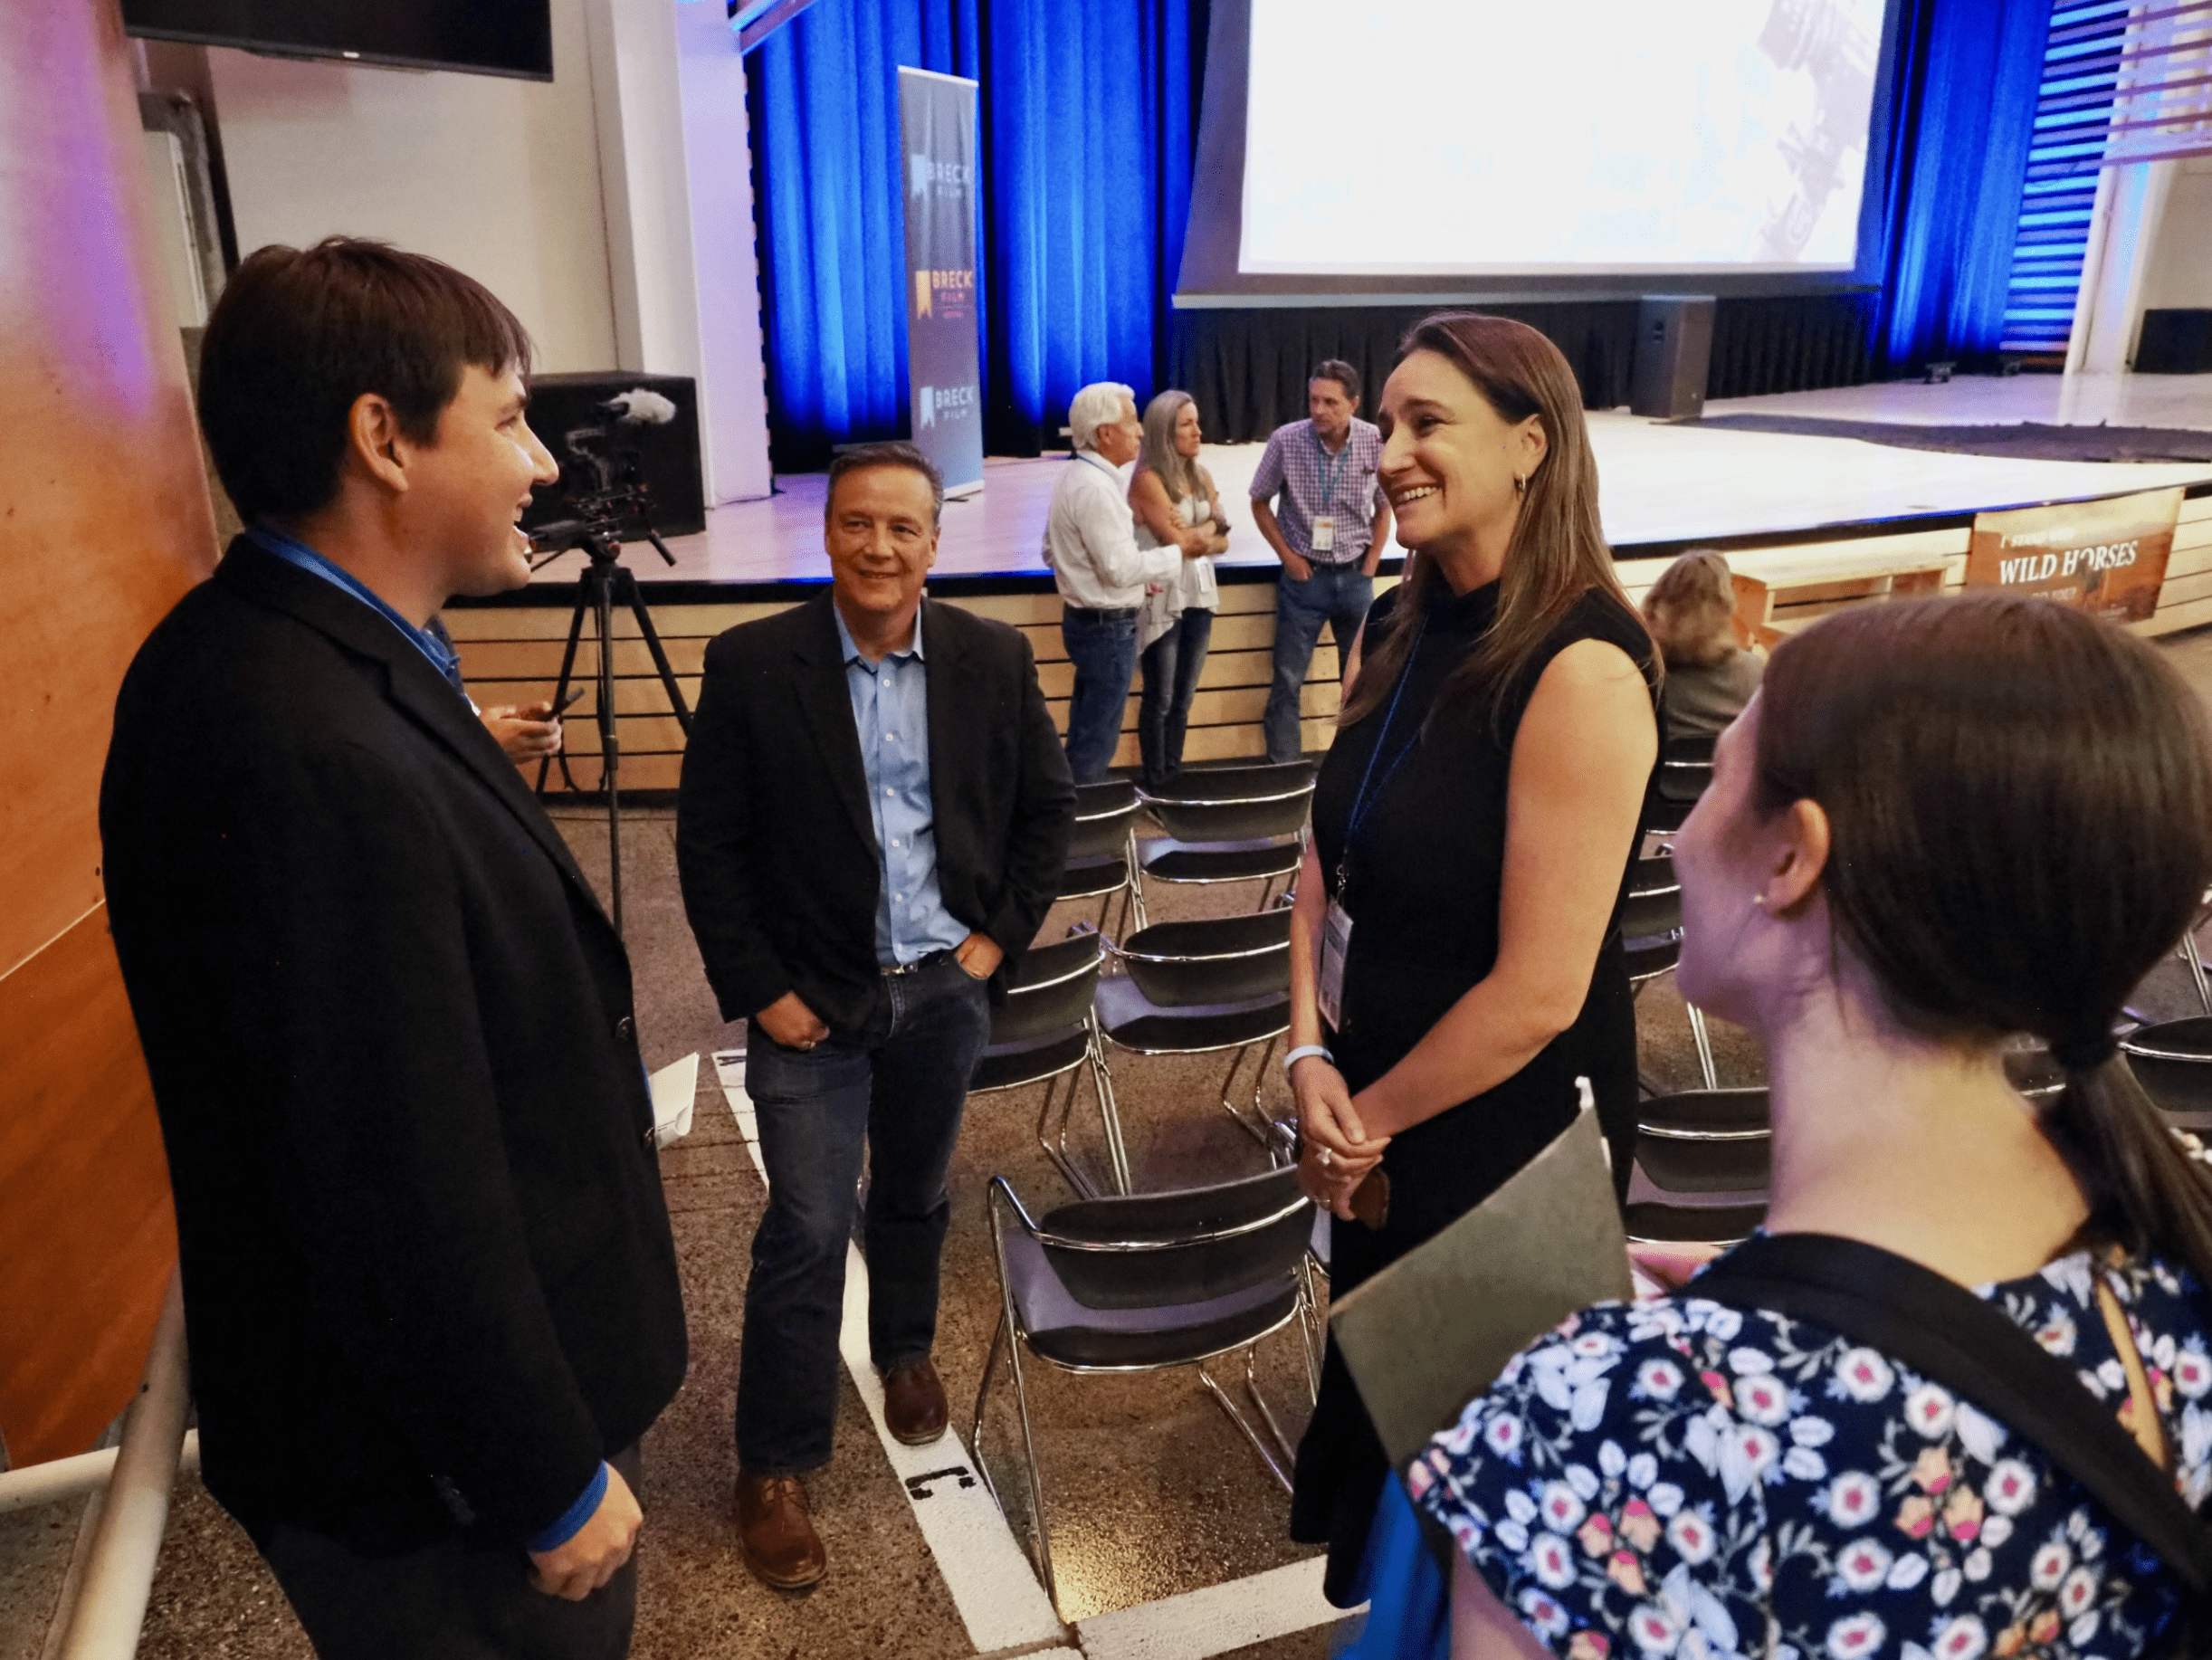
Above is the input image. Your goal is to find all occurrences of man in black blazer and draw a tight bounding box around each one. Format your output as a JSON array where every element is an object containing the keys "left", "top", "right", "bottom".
[
  {"left": 100, "top": 240, "right": 686, "bottom": 1660},
  {"left": 677, "top": 442, "right": 1073, "bottom": 1588}
]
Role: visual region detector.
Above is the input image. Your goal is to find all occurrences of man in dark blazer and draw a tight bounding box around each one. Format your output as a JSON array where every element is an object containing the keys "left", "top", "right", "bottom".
[
  {"left": 677, "top": 442, "right": 1074, "bottom": 1589},
  {"left": 100, "top": 240, "right": 686, "bottom": 1660}
]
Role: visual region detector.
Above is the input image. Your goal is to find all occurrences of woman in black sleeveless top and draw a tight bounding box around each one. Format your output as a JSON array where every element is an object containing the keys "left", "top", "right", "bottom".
[{"left": 1283, "top": 314, "right": 1658, "bottom": 1603}]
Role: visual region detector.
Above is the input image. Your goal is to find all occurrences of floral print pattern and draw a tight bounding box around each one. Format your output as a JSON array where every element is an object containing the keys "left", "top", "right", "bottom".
[{"left": 1406, "top": 1249, "right": 2211, "bottom": 1659}]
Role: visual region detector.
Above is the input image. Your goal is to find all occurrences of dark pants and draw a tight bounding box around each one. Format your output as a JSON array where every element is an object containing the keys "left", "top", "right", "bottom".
[
  {"left": 737, "top": 959, "right": 992, "bottom": 1474},
  {"left": 259, "top": 1446, "right": 642, "bottom": 1660},
  {"left": 1263, "top": 565, "right": 1373, "bottom": 764},
  {"left": 1138, "top": 607, "right": 1215, "bottom": 787},
  {"left": 1061, "top": 606, "right": 1139, "bottom": 784}
]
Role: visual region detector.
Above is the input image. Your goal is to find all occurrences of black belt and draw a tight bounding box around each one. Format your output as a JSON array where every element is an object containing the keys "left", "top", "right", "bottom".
[
  {"left": 1063, "top": 604, "right": 1139, "bottom": 618},
  {"left": 882, "top": 948, "right": 958, "bottom": 978}
]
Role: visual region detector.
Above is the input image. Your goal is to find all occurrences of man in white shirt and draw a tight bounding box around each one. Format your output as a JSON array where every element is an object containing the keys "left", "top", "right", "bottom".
[{"left": 1042, "top": 382, "right": 1190, "bottom": 783}]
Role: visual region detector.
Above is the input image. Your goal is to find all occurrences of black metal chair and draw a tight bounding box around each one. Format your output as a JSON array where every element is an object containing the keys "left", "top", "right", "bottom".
[
  {"left": 968, "top": 930, "right": 1124, "bottom": 1197},
  {"left": 1134, "top": 760, "right": 1317, "bottom": 918},
  {"left": 1644, "top": 734, "right": 1715, "bottom": 836},
  {"left": 972, "top": 1166, "right": 1315, "bottom": 1612},
  {"left": 2118, "top": 1018, "right": 2212, "bottom": 1132},
  {"left": 1622, "top": 854, "right": 1719, "bottom": 1091},
  {"left": 1625, "top": 1086, "right": 1769, "bottom": 1247},
  {"left": 1055, "top": 780, "right": 1143, "bottom": 938},
  {"left": 1095, "top": 909, "right": 1293, "bottom": 1154}
]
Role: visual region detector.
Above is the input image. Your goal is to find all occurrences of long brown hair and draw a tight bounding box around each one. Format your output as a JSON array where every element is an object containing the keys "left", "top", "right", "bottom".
[
  {"left": 1643, "top": 549, "right": 1740, "bottom": 670},
  {"left": 1755, "top": 593, "right": 2212, "bottom": 1287},
  {"left": 1340, "top": 312, "right": 1644, "bottom": 730}
]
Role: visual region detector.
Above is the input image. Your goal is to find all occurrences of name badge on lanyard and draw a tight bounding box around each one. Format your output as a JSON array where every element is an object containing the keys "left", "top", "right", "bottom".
[
  {"left": 1309, "top": 431, "right": 1351, "bottom": 560},
  {"left": 1317, "top": 897, "right": 1352, "bottom": 1031},
  {"left": 1321, "top": 610, "right": 1429, "bottom": 1035}
]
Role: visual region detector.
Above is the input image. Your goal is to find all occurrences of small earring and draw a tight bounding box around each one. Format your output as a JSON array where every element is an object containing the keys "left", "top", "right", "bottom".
[
  {"left": 1513, "top": 473, "right": 1528, "bottom": 497},
  {"left": 1749, "top": 893, "right": 1767, "bottom": 908}
]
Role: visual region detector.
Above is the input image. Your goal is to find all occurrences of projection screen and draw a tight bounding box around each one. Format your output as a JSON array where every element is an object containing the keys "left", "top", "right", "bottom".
[{"left": 1178, "top": 0, "right": 1902, "bottom": 305}]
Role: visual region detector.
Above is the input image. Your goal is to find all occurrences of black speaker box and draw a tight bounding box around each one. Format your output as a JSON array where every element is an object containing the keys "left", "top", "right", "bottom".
[
  {"left": 1631, "top": 296, "right": 1716, "bottom": 421},
  {"left": 2136, "top": 310, "right": 2212, "bottom": 375},
  {"left": 522, "top": 371, "right": 706, "bottom": 539}
]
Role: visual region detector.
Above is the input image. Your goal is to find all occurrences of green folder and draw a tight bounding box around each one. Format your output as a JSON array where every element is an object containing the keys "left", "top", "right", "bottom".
[{"left": 1328, "top": 1101, "right": 1632, "bottom": 1471}]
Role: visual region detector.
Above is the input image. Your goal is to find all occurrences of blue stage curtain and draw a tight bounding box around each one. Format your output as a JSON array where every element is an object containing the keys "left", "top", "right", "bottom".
[
  {"left": 1871, "top": 0, "right": 2056, "bottom": 373},
  {"left": 748, "top": 0, "right": 1200, "bottom": 466},
  {"left": 748, "top": 0, "right": 981, "bottom": 468}
]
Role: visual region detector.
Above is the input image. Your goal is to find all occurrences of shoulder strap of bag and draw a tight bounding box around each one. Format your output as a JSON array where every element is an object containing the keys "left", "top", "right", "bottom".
[{"left": 1694, "top": 1232, "right": 2212, "bottom": 1597}]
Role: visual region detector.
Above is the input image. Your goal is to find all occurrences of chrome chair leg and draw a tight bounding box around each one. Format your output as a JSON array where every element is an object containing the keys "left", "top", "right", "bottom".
[
  {"left": 1197, "top": 1353, "right": 1293, "bottom": 1494},
  {"left": 1089, "top": 1020, "right": 1132, "bottom": 1194},
  {"left": 1216, "top": 1042, "right": 1278, "bottom": 1147},
  {"left": 969, "top": 1312, "right": 1006, "bottom": 1509},
  {"left": 1295, "top": 1255, "right": 1324, "bottom": 1403},
  {"left": 1036, "top": 1067, "right": 1103, "bottom": 1200},
  {"left": 981, "top": 1188, "right": 1061, "bottom": 1610},
  {"left": 2183, "top": 927, "right": 2212, "bottom": 1017},
  {"left": 1685, "top": 1002, "right": 1720, "bottom": 1090}
]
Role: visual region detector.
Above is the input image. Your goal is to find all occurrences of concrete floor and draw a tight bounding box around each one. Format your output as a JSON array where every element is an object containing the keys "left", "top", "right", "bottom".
[{"left": 11, "top": 619, "right": 2212, "bottom": 1657}]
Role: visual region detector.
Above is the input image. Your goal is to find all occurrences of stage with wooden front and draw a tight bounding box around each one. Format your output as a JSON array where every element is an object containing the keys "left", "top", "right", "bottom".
[{"left": 444, "top": 377, "right": 2212, "bottom": 792}]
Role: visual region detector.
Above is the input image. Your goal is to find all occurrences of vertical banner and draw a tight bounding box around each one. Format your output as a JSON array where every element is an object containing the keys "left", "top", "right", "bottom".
[
  {"left": 898, "top": 67, "right": 984, "bottom": 497},
  {"left": 1965, "top": 486, "right": 2183, "bottom": 623}
]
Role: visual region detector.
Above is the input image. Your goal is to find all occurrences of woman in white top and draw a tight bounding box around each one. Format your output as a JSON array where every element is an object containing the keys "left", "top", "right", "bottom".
[{"left": 1130, "top": 391, "right": 1230, "bottom": 788}]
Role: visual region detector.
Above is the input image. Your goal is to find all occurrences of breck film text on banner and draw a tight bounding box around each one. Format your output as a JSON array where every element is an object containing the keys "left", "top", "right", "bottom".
[{"left": 1965, "top": 486, "right": 2183, "bottom": 624}]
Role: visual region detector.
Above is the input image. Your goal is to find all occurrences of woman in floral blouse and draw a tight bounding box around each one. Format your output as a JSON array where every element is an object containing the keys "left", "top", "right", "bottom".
[{"left": 1373, "top": 594, "right": 2212, "bottom": 1660}]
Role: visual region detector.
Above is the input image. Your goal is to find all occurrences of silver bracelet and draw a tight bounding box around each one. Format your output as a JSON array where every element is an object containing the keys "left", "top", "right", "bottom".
[{"left": 1282, "top": 1045, "right": 1334, "bottom": 1076}]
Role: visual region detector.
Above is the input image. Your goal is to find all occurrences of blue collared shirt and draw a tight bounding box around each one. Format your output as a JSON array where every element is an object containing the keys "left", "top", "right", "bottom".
[
  {"left": 244, "top": 525, "right": 469, "bottom": 697},
  {"left": 832, "top": 604, "right": 969, "bottom": 967}
]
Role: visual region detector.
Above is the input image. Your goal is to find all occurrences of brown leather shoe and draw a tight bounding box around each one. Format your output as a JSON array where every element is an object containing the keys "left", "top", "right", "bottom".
[
  {"left": 881, "top": 1358, "right": 949, "bottom": 1446},
  {"left": 735, "top": 1469, "right": 825, "bottom": 1589}
]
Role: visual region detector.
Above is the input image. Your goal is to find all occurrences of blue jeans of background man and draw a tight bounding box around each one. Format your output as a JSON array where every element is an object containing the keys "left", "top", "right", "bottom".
[
  {"left": 1061, "top": 606, "right": 1140, "bottom": 784},
  {"left": 1263, "top": 564, "right": 1374, "bottom": 763},
  {"left": 736, "top": 957, "right": 991, "bottom": 1474},
  {"left": 1138, "top": 607, "right": 1215, "bottom": 787}
]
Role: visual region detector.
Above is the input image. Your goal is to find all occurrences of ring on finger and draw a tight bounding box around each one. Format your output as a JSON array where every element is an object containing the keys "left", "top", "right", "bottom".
[{"left": 1317, "top": 1146, "right": 1334, "bottom": 1169}]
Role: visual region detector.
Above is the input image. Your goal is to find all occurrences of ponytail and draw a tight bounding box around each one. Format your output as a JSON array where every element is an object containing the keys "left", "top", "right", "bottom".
[{"left": 2045, "top": 1051, "right": 2212, "bottom": 1292}]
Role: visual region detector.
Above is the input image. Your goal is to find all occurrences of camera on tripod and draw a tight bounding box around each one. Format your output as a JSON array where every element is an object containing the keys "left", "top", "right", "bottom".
[{"left": 529, "top": 389, "right": 682, "bottom": 568}]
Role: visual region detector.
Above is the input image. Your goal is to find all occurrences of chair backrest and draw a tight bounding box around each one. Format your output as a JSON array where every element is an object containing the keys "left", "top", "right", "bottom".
[
  {"left": 1116, "top": 909, "right": 1292, "bottom": 1007},
  {"left": 1139, "top": 762, "right": 1316, "bottom": 844},
  {"left": 1624, "top": 1200, "right": 1766, "bottom": 1246},
  {"left": 2118, "top": 1017, "right": 2212, "bottom": 1129},
  {"left": 1654, "top": 734, "right": 1715, "bottom": 806},
  {"left": 1031, "top": 1165, "right": 1313, "bottom": 1310},
  {"left": 1068, "top": 779, "right": 1139, "bottom": 862},
  {"left": 990, "top": 934, "right": 1103, "bottom": 1049},
  {"left": 1637, "top": 1086, "right": 1769, "bottom": 1140},
  {"left": 1618, "top": 855, "right": 1682, "bottom": 944}
]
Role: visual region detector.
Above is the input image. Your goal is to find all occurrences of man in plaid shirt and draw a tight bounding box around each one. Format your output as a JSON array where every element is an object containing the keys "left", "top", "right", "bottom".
[{"left": 1249, "top": 360, "right": 1392, "bottom": 763}]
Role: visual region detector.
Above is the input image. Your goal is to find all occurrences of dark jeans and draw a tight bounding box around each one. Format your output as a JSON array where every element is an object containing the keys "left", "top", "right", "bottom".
[
  {"left": 1061, "top": 606, "right": 1139, "bottom": 784},
  {"left": 737, "top": 958, "right": 992, "bottom": 1474},
  {"left": 1263, "top": 565, "right": 1374, "bottom": 764},
  {"left": 259, "top": 1446, "right": 643, "bottom": 1660},
  {"left": 1138, "top": 607, "right": 1215, "bottom": 787}
]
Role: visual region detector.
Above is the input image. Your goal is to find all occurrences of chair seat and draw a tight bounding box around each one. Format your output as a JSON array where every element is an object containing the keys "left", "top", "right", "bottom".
[
  {"left": 1002, "top": 1230, "right": 1302, "bottom": 1369},
  {"left": 971, "top": 1028, "right": 1092, "bottom": 1094},
  {"left": 1139, "top": 837, "right": 1304, "bottom": 885},
  {"left": 1094, "top": 973, "right": 1289, "bottom": 1054},
  {"left": 1057, "top": 853, "right": 1130, "bottom": 902},
  {"left": 1623, "top": 1201, "right": 1766, "bottom": 1245},
  {"left": 1638, "top": 1087, "right": 1769, "bottom": 1140},
  {"left": 1623, "top": 935, "right": 1682, "bottom": 985}
]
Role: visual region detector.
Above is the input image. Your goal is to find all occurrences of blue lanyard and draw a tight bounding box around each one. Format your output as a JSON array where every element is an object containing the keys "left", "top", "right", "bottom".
[
  {"left": 1335, "top": 610, "right": 1429, "bottom": 897},
  {"left": 1313, "top": 430, "right": 1351, "bottom": 510}
]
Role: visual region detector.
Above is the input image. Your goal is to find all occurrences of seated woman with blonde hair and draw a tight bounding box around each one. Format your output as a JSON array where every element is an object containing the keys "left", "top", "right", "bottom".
[{"left": 1641, "top": 549, "right": 1760, "bottom": 743}]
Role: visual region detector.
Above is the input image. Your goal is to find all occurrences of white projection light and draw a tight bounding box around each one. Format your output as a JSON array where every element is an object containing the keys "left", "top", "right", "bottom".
[{"left": 1239, "top": 0, "right": 1883, "bottom": 276}]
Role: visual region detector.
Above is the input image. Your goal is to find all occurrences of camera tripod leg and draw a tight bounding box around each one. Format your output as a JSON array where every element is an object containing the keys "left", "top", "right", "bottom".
[
  {"left": 611, "top": 565, "right": 692, "bottom": 731},
  {"left": 592, "top": 563, "right": 625, "bottom": 936},
  {"left": 537, "top": 575, "right": 594, "bottom": 797}
]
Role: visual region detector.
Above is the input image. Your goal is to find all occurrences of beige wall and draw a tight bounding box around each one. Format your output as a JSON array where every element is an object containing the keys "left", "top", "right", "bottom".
[
  {"left": 205, "top": 0, "right": 621, "bottom": 371},
  {"left": 2140, "top": 157, "right": 2212, "bottom": 314}
]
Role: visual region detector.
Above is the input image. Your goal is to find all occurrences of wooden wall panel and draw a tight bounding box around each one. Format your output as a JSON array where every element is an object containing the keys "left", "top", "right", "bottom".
[{"left": 0, "top": 0, "right": 217, "bottom": 1464}]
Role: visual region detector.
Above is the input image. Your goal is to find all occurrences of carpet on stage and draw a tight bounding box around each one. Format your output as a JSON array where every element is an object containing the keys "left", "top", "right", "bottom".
[{"left": 1687, "top": 414, "right": 2212, "bottom": 464}]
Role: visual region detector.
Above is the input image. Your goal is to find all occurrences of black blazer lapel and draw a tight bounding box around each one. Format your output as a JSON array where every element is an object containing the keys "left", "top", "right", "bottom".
[
  {"left": 792, "top": 594, "right": 878, "bottom": 852},
  {"left": 921, "top": 598, "right": 973, "bottom": 814},
  {"left": 215, "top": 539, "right": 608, "bottom": 920}
]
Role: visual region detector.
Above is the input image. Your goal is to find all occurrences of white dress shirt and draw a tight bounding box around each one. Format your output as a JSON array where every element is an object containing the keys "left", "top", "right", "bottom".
[{"left": 1043, "top": 451, "right": 1179, "bottom": 609}]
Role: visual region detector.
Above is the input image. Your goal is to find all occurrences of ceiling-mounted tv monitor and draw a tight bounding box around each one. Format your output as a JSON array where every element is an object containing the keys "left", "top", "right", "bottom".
[{"left": 121, "top": 0, "right": 554, "bottom": 82}]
